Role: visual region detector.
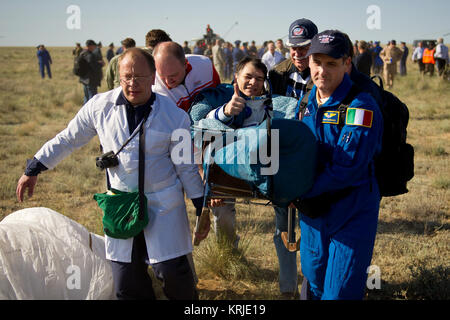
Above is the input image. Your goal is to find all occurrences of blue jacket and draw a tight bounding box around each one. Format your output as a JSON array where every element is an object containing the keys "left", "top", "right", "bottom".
[
  {"left": 232, "top": 48, "right": 244, "bottom": 64},
  {"left": 301, "top": 73, "right": 383, "bottom": 199},
  {"left": 299, "top": 73, "right": 384, "bottom": 300},
  {"left": 371, "top": 45, "right": 383, "bottom": 67},
  {"left": 37, "top": 49, "right": 52, "bottom": 64}
]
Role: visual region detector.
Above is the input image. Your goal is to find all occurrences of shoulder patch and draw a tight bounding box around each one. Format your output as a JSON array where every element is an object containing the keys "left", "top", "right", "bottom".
[{"left": 346, "top": 108, "right": 373, "bottom": 128}]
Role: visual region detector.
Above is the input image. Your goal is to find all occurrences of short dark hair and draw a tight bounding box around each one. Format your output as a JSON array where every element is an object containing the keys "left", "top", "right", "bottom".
[
  {"left": 235, "top": 56, "right": 268, "bottom": 77},
  {"left": 121, "top": 38, "right": 136, "bottom": 49},
  {"left": 145, "top": 29, "right": 172, "bottom": 48},
  {"left": 118, "top": 47, "right": 156, "bottom": 74},
  {"left": 339, "top": 31, "right": 354, "bottom": 59}
]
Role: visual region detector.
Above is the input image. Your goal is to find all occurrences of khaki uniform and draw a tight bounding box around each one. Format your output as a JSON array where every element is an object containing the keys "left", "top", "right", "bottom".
[
  {"left": 379, "top": 46, "right": 403, "bottom": 88},
  {"left": 212, "top": 44, "right": 226, "bottom": 81}
]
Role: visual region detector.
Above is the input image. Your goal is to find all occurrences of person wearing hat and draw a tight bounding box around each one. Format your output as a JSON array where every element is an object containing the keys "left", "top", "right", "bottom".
[
  {"left": 379, "top": 39, "right": 403, "bottom": 88},
  {"left": 269, "top": 18, "right": 318, "bottom": 99},
  {"left": 293, "top": 30, "right": 383, "bottom": 300},
  {"left": 267, "top": 18, "right": 318, "bottom": 299},
  {"left": 106, "top": 37, "right": 136, "bottom": 90},
  {"left": 77, "top": 40, "right": 104, "bottom": 103},
  {"left": 106, "top": 43, "right": 115, "bottom": 62}
]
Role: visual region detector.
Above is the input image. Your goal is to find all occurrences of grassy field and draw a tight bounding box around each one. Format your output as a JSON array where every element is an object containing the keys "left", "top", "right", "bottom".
[{"left": 0, "top": 46, "right": 448, "bottom": 300}]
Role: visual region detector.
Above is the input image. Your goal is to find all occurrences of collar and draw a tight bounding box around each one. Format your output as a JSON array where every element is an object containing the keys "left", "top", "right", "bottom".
[
  {"left": 313, "top": 73, "right": 353, "bottom": 108},
  {"left": 116, "top": 90, "right": 156, "bottom": 109},
  {"left": 243, "top": 94, "right": 268, "bottom": 101}
]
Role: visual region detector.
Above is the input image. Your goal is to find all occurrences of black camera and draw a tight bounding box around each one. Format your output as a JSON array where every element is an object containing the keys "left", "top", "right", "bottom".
[{"left": 96, "top": 151, "right": 119, "bottom": 170}]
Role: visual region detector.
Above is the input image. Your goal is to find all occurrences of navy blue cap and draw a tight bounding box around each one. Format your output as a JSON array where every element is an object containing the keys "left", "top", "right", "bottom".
[
  {"left": 286, "top": 19, "right": 318, "bottom": 47},
  {"left": 306, "top": 30, "right": 350, "bottom": 59}
]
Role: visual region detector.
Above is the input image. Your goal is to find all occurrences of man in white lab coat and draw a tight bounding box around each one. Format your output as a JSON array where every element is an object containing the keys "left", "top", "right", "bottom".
[{"left": 16, "top": 48, "right": 207, "bottom": 300}]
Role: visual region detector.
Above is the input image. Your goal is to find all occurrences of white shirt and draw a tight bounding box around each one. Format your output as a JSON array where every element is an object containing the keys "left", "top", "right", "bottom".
[
  {"left": 262, "top": 50, "right": 285, "bottom": 71},
  {"left": 207, "top": 98, "right": 268, "bottom": 128},
  {"left": 34, "top": 87, "right": 203, "bottom": 263},
  {"left": 434, "top": 43, "right": 449, "bottom": 62},
  {"left": 412, "top": 46, "right": 424, "bottom": 61}
]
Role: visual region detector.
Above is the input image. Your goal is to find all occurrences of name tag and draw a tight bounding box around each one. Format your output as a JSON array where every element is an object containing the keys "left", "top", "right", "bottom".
[{"left": 322, "top": 111, "right": 339, "bottom": 124}]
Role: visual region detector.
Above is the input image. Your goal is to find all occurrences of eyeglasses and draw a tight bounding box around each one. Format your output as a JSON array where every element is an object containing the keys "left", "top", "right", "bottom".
[{"left": 119, "top": 75, "right": 152, "bottom": 85}]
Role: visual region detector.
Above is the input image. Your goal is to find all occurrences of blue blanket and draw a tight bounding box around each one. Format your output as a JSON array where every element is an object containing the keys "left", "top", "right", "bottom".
[{"left": 189, "top": 84, "right": 317, "bottom": 207}]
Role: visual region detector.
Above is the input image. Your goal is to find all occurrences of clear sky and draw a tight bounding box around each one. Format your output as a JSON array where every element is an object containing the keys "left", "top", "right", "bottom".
[{"left": 1, "top": 0, "right": 449, "bottom": 47}]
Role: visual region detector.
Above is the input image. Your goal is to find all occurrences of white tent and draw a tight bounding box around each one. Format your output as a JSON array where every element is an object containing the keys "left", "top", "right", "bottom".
[{"left": 0, "top": 207, "right": 115, "bottom": 300}]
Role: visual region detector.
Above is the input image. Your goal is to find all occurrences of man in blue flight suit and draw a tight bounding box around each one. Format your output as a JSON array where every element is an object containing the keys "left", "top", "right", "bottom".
[
  {"left": 37, "top": 45, "right": 52, "bottom": 79},
  {"left": 294, "top": 30, "right": 383, "bottom": 300}
]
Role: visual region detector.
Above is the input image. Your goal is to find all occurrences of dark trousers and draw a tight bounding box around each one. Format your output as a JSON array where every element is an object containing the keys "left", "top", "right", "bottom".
[
  {"left": 110, "top": 232, "right": 197, "bottom": 300},
  {"left": 39, "top": 62, "right": 52, "bottom": 78},
  {"left": 399, "top": 61, "right": 407, "bottom": 76},
  {"left": 436, "top": 58, "right": 447, "bottom": 76},
  {"left": 424, "top": 63, "right": 434, "bottom": 76},
  {"left": 83, "top": 84, "right": 98, "bottom": 104}
]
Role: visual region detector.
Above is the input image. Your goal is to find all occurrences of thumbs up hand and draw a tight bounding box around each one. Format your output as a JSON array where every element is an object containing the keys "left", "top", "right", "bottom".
[{"left": 224, "top": 83, "right": 246, "bottom": 117}]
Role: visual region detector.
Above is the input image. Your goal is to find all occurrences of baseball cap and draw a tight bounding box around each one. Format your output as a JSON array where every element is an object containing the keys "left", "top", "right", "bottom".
[
  {"left": 306, "top": 30, "right": 350, "bottom": 59},
  {"left": 286, "top": 18, "right": 318, "bottom": 47},
  {"left": 86, "top": 39, "right": 97, "bottom": 46}
]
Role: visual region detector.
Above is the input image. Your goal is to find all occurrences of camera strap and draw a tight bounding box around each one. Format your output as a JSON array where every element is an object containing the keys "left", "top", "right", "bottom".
[{"left": 138, "top": 121, "right": 146, "bottom": 221}]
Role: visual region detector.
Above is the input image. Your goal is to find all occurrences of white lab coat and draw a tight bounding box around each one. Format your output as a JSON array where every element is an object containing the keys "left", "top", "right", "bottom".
[{"left": 34, "top": 87, "right": 203, "bottom": 263}]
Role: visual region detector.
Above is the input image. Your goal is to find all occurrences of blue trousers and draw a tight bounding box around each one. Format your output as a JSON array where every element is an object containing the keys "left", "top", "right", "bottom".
[
  {"left": 273, "top": 206, "right": 299, "bottom": 294},
  {"left": 110, "top": 232, "right": 197, "bottom": 300},
  {"left": 83, "top": 84, "right": 98, "bottom": 104},
  {"left": 39, "top": 62, "right": 51, "bottom": 78},
  {"left": 299, "top": 183, "right": 380, "bottom": 300}
]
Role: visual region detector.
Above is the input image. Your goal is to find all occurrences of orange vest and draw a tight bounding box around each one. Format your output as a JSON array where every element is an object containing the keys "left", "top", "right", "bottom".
[{"left": 423, "top": 48, "right": 435, "bottom": 64}]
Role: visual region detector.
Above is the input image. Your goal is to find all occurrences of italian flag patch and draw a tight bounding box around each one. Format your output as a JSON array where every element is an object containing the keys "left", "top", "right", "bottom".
[{"left": 346, "top": 108, "right": 373, "bottom": 128}]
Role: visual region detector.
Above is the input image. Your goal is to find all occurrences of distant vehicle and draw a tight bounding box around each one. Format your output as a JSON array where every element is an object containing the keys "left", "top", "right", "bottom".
[{"left": 412, "top": 39, "right": 437, "bottom": 48}]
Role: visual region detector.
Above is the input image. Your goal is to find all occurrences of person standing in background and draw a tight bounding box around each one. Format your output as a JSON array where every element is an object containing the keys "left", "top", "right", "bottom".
[
  {"left": 434, "top": 38, "right": 449, "bottom": 77},
  {"left": 261, "top": 41, "right": 285, "bottom": 71},
  {"left": 36, "top": 45, "right": 52, "bottom": 79},
  {"left": 422, "top": 42, "right": 436, "bottom": 77},
  {"left": 73, "top": 43, "right": 82, "bottom": 58},
  {"left": 354, "top": 40, "right": 372, "bottom": 77},
  {"left": 412, "top": 41, "right": 425, "bottom": 75},
  {"left": 212, "top": 38, "right": 226, "bottom": 81},
  {"left": 379, "top": 40, "right": 403, "bottom": 88},
  {"left": 106, "top": 43, "right": 115, "bottom": 62},
  {"left": 399, "top": 41, "right": 409, "bottom": 76}
]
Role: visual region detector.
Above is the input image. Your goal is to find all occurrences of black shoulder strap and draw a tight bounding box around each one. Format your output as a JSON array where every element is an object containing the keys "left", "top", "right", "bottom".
[
  {"left": 297, "top": 90, "right": 311, "bottom": 120},
  {"left": 337, "top": 85, "right": 361, "bottom": 130}
]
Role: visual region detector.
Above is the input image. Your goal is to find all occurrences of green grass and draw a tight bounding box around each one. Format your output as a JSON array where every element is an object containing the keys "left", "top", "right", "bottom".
[{"left": 0, "top": 46, "right": 449, "bottom": 300}]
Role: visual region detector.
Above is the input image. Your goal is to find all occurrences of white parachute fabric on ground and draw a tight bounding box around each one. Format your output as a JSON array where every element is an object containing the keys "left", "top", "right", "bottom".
[{"left": 0, "top": 207, "right": 115, "bottom": 300}]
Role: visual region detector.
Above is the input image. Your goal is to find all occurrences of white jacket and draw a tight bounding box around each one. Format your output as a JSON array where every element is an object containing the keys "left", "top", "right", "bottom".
[
  {"left": 153, "top": 54, "right": 219, "bottom": 112},
  {"left": 34, "top": 87, "right": 203, "bottom": 263}
]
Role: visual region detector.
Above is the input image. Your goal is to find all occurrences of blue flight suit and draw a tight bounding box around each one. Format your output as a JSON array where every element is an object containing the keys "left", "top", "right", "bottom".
[
  {"left": 37, "top": 49, "right": 52, "bottom": 79},
  {"left": 299, "top": 73, "right": 383, "bottom": 300}
]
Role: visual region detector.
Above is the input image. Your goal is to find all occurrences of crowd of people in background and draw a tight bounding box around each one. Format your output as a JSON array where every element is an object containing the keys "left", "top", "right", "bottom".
[
  {"left": 25, "top": 24, "right": 448, "bottom": 301},
  {"left": 36, "top": 31, "right": 449, "bottom": 89}
]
